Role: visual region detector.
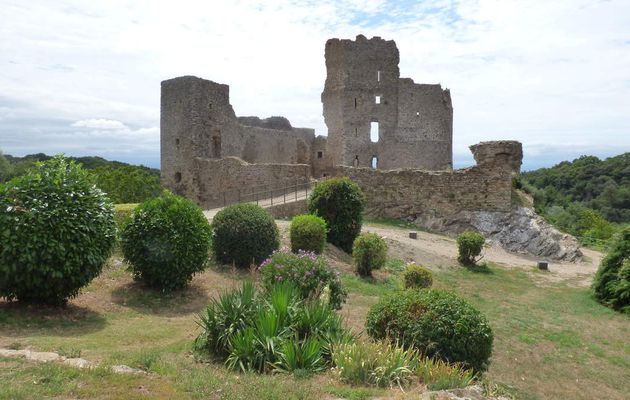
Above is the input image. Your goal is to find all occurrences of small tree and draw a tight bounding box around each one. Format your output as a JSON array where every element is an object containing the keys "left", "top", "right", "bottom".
[
  {"left": 0, "top": 156, "right": 116, "bottom": 304},
  {"left": 352, "top": 233, "right": 388, "bottom": 277},
  {"left": 403, "top": 264, "right": 433, "bottom": 289},
  {"left": 308, "top": 177, "right": 365, "bottom": 253},
  {"left": 592, "top": 228, "right": 630, "bottom": 313},
  {"left": 456, "top": 231, "right": 485, "bottom": 266},
  {"left": 121, "top": 193, "right": 211, "bottom": 291},
  {"left": 212, "top": 203, "right": 280, "bottom": 268}
]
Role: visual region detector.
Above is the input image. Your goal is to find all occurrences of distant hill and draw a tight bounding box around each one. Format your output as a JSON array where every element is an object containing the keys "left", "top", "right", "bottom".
[
  {"left": 1, "top": 153, "right": 161, "bottom": 204},
  {"left": 521, "top": 153, "right": 630, "bottom": 223}
]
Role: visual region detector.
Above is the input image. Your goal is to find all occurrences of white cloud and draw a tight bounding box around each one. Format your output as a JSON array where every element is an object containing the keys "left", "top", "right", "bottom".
[
  {"left": 0, "top": 0, "right": 628, "bottom": 169},
  {"left": 72, "top": 119, "right": 127, "bottom": 130}
]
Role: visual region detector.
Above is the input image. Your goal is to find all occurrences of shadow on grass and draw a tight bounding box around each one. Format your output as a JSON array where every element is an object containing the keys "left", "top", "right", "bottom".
[
  {"left": 110, "top": 281, "right": 211, "bottom": 317},
  {"left": 0, "top": 302, "right": 107, "bottom": 337},
  {"left": 462, "top": 262, "right": 494, "bottom": 274}
]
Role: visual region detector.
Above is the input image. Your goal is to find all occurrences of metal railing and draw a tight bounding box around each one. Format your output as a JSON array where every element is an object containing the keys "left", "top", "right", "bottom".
[{"left": 214, "top": 178, "right": 315, "bottom": 209}]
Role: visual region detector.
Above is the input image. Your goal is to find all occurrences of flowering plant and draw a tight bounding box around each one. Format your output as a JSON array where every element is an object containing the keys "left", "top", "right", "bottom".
[{"left": 258, "top": 249, "right": 347, "bottom": 309}]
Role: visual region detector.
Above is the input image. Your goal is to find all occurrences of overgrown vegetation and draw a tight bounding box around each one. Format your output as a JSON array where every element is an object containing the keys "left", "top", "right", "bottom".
[
  {"left": 0, "top": 152, "right": 161, "bottom": 204},
  {"left": 592, "top": 227, "right": 630, "bottom": 313},
  {"left": 456, "top": 231, "right": 485, "bottom": 266},
  {"left": 366, "top": 289, "right": 494, "bottom": 373},
  {"left": 352, "top": 233, "right": 388, "bottom": 277},
  {"left": 258, "top": 249, "right": 347, "bottom": 310},
  {"left": 308, "top": 177, "right": 365, "bottom": 253},
  {"left": 519, "top": 153, "right": 630, "bottom": 246},
  {"left": 289, "top": 214, "right": 327, "bottom": 254},
  {"left": 193, "top": 281, "right": 353, "bottom": 373},
  {"left": 121, "top": 192, "right": 211, "bottom": 292},
  {"left": 212, "top": 203, "right": 280, "bottom": 268},
  {"left": 0, "top": 156, "right": 116, "bottom": 304}
]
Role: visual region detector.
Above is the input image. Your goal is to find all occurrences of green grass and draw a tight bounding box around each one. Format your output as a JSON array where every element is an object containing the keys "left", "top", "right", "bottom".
[{"left": 1, "top": 240, "right": 629, "bottom": 399}]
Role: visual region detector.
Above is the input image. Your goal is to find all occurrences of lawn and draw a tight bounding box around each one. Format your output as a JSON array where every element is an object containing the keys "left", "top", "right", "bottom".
[{"left": 1, "top": 226, "right": 629, "bottom": 399}]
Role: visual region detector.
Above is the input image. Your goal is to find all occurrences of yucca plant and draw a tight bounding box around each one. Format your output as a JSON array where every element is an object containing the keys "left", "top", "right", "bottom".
[{"left": 276, "top": 336, "right": 326, "bottom": 373}]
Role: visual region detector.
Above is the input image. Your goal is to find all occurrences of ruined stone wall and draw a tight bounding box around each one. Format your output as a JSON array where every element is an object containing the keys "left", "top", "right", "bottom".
[
  {"left": 321, "top": 35, "right": 453, "bottom": 171},
  {"left": 161, "top": 75, "right": 319, "bottom": 200},
  {"left": 192, "top": 157, "right": 310, "bottom": 209},
  {"left": 332, "top": 141, "right": 522, "bottom": 220}
]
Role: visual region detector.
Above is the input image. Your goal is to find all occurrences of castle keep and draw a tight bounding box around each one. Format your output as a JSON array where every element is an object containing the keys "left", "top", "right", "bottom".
[{"left": 161, "top": 35, "right": 522, "bottom": 220}]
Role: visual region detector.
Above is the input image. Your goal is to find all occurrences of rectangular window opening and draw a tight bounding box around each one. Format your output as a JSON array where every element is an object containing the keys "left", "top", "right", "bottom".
[
  {"left": 375, "top": 95, "right": 381, "bottom": 104},
  {"left": 377, "top": 70, "right": 381, "bottom": 82},
  {"left": 317, "top": 151, "right": 323, "bottom": 159},
  {"left": 371, "top": 156, "right": 378, "bottom": 169},
  {"left": 370, "top": 121, "right": 379, "bottom": 143}
]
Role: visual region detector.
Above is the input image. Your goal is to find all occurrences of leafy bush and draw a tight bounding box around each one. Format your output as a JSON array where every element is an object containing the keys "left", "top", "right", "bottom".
[
  {"left": 332, "top": 341, "right": 475, "bottom": 390},
  {"left": 308, "top": 177, "right": 365, "bottom": 253},
  {"left": 456, "top": 231, "right": 485, "bottom": 266},
  {"left": 332, "top": 341, "right": 419, "bottom": 388},
  {"left": 290, "top": 214, "right": 327, "bottom": 254},
  {"left": 258, "top": 249, "right": 347, "bottom": 309},
  {"left": 0, "top": 156, "right": 116, "bottom": 304},
  {"left": 194, "top": 281, "right": 353, "bottom": 374},
  {"left": 352, "top": 233, "right": 388, "bottom": 277},
  {"left": 366, "top": 289, "right": 493, "bottom": 373},
  {"left": 212, "top": 203, "right": 279, "bottom": 268},
  {"left": 403, "top": 264, "right": 433, "bottom": 289},
  {"left": 592, "top": 227, "right": 630, "bottom": 313},
  {"left": 121, "top": 193, "right": 211, "bottom": 291}
]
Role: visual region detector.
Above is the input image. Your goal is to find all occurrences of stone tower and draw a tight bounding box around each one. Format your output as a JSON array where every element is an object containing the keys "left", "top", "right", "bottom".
[{"left": 321, "top": 35, "right": 453, "bottom": 170}]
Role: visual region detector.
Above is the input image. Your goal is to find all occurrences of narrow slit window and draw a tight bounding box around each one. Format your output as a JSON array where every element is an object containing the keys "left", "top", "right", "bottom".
[
  {"left": 370, "top": 121, "right": 379, "bottom": 143},
  {"left": 355, "top": 127, "right": 358, "bottom": 137},
  {"left": 353, "top": 155, "right": 359, "bottom": 167},
  {"left": 377, "top": 70, "right": 381, "bottom": 82},
  {"left": 375, "top": 95, "right": 381, "bottom": 104},
  {"left": 354, "top": 98, "right": 357, "bottom": 108},
  {"left": 371, "top": 156, "right": 378, "bottom": 169}
]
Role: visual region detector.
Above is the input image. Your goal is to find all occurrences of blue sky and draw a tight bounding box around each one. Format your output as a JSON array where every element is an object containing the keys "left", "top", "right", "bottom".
[{"left": 1, "top": 0, "right": 629, "bottom": 170}]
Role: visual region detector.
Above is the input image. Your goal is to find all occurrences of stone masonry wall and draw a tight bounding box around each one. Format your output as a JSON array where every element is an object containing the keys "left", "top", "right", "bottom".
[
  {"left": 332, "top": 141, "right": 522, "bottom": 220},
  {"left": 322, "top": 35, "right": 453, "bottom": 171}
]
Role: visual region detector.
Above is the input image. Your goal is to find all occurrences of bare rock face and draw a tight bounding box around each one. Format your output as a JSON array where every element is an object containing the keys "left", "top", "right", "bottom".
[{"left": 417, "top": 207, "right": 582, "bottom": 261}]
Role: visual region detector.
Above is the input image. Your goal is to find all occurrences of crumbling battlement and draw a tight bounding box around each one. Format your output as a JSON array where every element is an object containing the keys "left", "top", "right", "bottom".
[{"left": 322, "top": 35, "right": 453, "bottom": 171}]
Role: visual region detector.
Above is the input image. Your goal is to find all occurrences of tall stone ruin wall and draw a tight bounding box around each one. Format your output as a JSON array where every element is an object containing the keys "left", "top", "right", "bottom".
[{"left": 334, "top": 141, "right": 522, "bottom": 220}]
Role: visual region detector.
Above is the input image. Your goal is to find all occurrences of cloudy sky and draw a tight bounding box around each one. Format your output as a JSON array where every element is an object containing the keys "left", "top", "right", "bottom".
[{"left": 1, "top": 0, "right": 629, "bottom": 170}]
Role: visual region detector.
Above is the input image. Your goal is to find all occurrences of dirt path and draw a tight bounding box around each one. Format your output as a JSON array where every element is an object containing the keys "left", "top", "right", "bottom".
[{"left": 363, "top": 224, "right": 601, "bottom": 287}]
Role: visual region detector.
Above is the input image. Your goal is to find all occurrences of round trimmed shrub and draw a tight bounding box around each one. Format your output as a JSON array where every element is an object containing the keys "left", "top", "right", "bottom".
[
  {"left": 403, "top": 264, "right": 433, "bottom": 289},
  {"left": 121, "top": 192, "right": 211, "bottom": 291},
  {"left": 308, "top": 177, "right": 365, "bottom": 253},
  {"left": 456, "top": 231, "right": 485, "bottom": 266},
  {"left": 592, "top": 227, "right": 630, "bottom": 313},
  {"left": 352, "top": 233, "right": 387, "bottom": 277},
  {"left": 212, "top": 203, "right": 279, "bottom": 268},
  {"left": 0, "top": 156, "right": 116, "bottom": 304},
  {"left": 366, "top": 289, "right": 493, "bottom": 372},
  {"left": 290, "top": 214, "right": 327, "bottom": 254}
]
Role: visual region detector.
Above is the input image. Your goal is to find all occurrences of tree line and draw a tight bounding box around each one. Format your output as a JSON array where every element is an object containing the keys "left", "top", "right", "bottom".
[{"left": 0, "top": 151, "right": 161, "bottom": 204}]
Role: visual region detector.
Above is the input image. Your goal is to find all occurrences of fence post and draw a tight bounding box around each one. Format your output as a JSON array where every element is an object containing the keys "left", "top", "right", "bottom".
[
  {"left": 255, "top": 190, "right": 258, "bottom": 205},
  {"left": 283, "top": 184, "right": 286, "bottom": 204},
  {"left": 295, "top": 178, "right": 298, "bottom": 201},
  {"left": 270, "top": 184, "right": 273, "bottom": 206},
  {"left": 238, "top": 189, "right": 241, "bottom": 203},
  {"left": 223, "top": 192, "right": 226, "bottom": 207}
]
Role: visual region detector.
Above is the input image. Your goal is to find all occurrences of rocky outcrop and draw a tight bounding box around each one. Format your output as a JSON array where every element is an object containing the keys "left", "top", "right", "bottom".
[{"left": 416, "top": 206, "right": 582, "bottom": 261}]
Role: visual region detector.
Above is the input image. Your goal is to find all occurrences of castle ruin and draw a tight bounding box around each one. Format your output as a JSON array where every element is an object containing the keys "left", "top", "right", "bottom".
[{"left": 161, "top": 35, "right": 523, "bottom": 225}]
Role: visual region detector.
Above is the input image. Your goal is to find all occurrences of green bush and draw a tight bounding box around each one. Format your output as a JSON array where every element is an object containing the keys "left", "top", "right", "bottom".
[
  {"left": 352, "top": 233, "right": 388, "bottom": 277},
  {"left": 308, "top": 177, "right": 365, "bottom": 253},
  {"left": 366, "top": 289, "right": 493, "bottom": 373},
  {"left": 121, "top": 193, "right": 211, "bottom": 291},
  {"left": 0, "top": 156, "right": 116, "bottom": 304},
  {"left": 258, "top": 249, "right": 347, "bottom": 309},
  {"left": 194, "top": 281, "right": 353, "bottom": 374},
  {"left": 456, "top": 231, "right": 485, "bottom": 266},
  {"left": 592, "top": 227, "right": 630, "bottom": 313},
  {"left": 290, "top": 214, "right": 327, "bottom": 254},
  {"left": 212, "top": 203, "right": 279, "bottom": 268},
  {"left": 403, "top": 264, "right": 433, "bottom": 289}
]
